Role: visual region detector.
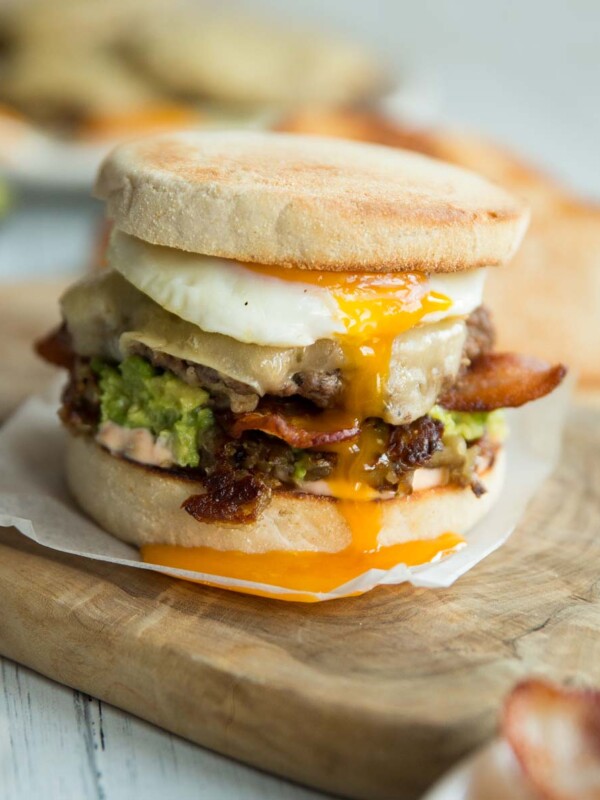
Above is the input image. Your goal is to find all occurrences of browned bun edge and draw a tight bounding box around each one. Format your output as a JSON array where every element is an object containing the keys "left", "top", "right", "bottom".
[
  {"left": 66, "top": 433, "right": 506, "bottom": 553},
  {"left": 94, "top": 131, "right": 529, "bottom": 273}
]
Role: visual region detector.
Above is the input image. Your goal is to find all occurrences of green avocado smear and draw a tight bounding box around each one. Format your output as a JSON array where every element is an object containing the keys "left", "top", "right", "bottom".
[
  {"left": 91, "top": 356, "right": 506, "bottom": 474},
  {"left": 92, "top": 356, "right": 214, "bottom": 468},
  {"left": 429, "top": 405, "right": 507, "bottom": 443}
]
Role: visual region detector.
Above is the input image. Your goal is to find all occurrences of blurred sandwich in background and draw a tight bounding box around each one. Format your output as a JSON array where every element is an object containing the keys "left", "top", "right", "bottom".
[
  {"left": 126, "top": 11, "right": 381, "bottom": 113},
  {"left": 278, "top": 109, "right": 600, "bottom": 392},
  {"left": 0, "top": 0, "right": 383, "bottom": 144}
]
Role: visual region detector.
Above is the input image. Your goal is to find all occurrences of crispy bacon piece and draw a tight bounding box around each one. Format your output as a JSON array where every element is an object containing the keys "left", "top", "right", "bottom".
[
  {"left": 439, "top": 353, "right": 566, "bottom": 412},
  {"left": 182, "top": 471, "right": 271, "bottom": 525},
  {"left": 388, "top": 416, "right": 443, "bottom": 471},
  {"left": 35, "top": 323, "right": 74, "bottom": 369},
  {"left": 503, "top": 679, "right": 600, "bottom": 800},
  {"left": 229, "top": 410, "right": 360, "bottom": 448}
]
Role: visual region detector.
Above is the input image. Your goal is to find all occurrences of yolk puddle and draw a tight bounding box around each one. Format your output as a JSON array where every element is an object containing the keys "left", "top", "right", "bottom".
[
  {"left": 141, "top": 532, "right": 464, "bottom": 598},
  {"left": 79, "top": 104, "right": 201, "bottom": 140},
  {"left": 142, "top": 262, "right": 460, "bottom": 598}
]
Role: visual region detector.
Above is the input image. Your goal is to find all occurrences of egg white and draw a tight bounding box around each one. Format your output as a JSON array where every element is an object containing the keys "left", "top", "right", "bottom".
[
  {"left": 427, "top": 269, "right": 487, "bottom": 322},
  {"left": 108, "top": 229, "right": 486, "bottom": 347}
]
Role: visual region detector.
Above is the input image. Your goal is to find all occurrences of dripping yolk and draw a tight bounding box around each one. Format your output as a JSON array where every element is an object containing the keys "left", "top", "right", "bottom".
[
  {"left": 335, "top": 279, "right": 451, "bottom": 420},
  {"left": 240, "top": 263, "right": 452, "bottom": 420},
  {"left": 237, "top": 264, "right": 455, "bottom": 560},
  {"left": 141, "top": 262, "right": 462, "bottom": 598},
  {"left": 323, "top": 424, "right": 386, "bottom": 553},
  {"left": 79, "top": 104, "right": 201, "bottom": 140}
]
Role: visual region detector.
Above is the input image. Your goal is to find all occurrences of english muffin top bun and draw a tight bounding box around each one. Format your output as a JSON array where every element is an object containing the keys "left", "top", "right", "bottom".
[{"left": 95, "top": 131, "right": 529, "bottom": 271}]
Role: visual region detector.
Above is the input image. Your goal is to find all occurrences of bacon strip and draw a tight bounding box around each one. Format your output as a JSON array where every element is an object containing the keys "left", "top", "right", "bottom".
[
  {"left": 35, "top": 323, "right": 74, "bottom": 369},
  {"left": 229, "top": 410, "right": 360, "bottom": 448},
  {"left": 439, "top": 353, "right": 566, "bottom": 412},
  {"left": 503, "top": 680, "right": 600, "bottom": 800}
]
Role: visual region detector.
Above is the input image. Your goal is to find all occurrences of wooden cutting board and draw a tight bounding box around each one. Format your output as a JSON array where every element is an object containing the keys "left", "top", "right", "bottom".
[{"left": 0, "top": 408, "right": 599, "bottom": 800}]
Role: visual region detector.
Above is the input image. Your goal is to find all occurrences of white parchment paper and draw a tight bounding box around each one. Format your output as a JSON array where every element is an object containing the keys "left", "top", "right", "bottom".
[{"left": 0, "top": 378, "right": 571, "bottom": 602}]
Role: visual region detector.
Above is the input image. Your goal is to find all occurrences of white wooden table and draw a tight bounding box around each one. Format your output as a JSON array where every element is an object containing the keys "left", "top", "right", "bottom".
[{"left": 0, "top": 658, "right": 326, "bottom": 800}]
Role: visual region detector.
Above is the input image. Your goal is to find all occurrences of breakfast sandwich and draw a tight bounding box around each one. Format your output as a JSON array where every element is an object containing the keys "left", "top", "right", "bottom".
[{"left": 37, "top": 131, "right": 565, "bottom": 596}]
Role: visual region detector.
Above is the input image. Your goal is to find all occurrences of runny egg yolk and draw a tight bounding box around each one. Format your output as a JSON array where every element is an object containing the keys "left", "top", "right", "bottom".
[
  {"left": 239, "top": 263, "right": 452, "bottom": 420},
  {"left": 141, "top": 263, "right": 463, "bottom": 598}
]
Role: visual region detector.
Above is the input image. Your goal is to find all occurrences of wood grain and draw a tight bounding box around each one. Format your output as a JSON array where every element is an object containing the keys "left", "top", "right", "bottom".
[
  {"left": 0, "top": 408, "right": 598, "bottom": 800},
  {"left": 0, "top": 659, "right": 319, "bottom": 800}
]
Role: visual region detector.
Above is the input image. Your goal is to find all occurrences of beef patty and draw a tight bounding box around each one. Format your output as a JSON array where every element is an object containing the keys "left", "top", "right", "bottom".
[{"left": 132, "top": 306, "right": 495, "bottom": 412}]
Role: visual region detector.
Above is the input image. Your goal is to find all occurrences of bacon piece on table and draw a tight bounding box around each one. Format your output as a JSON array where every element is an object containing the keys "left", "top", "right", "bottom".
[{"left": 503, "top": 679, "right": 600, "bottom": 800}]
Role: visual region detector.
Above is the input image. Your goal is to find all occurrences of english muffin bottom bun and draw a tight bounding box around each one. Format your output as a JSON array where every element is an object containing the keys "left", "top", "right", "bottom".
[
  {"left": 36, "top": 131, "right": 566, "bottom": 596},
  {"left": 67, "top": 433, "right": 506, "bottom": 552}
]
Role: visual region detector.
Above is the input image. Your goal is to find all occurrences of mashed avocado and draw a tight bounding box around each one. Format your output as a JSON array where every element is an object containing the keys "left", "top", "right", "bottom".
[
  {"left": 92, "top": 356, "right": 214, "bottom": 468},
  {"left": 88, "top": 356, "right": 506, "bottom": 477},
  {"left": 429, "top": 405, "right": 507, "bottom": 443}
]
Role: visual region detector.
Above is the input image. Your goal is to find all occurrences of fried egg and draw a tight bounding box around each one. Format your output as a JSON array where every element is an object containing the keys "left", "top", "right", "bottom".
[{"left": 108, "top": 229, "right": 486, "bottom": 348}]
